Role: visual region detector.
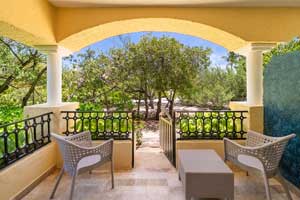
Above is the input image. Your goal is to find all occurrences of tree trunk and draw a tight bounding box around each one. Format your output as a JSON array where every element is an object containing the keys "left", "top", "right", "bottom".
[
  {"left": 22, "top": 67, "right": 46, "bottom": 107},
  {"left": 168, "top": 90, "right": 176, "bottom": 116},
  {"left": 137, "top": 93, "right": 141, "bottom": 119},
  {"left": 149, "top": 94, "right": 154, "bottom": 109},
  {"left": 104, "top": 94, "right": 110, "bottom": 111},
  {"left": 155, "top": 91, "right": 162, "bottom": 120},
  {"left": 144, "top": 92, "right": 149, "bottom": 120}
]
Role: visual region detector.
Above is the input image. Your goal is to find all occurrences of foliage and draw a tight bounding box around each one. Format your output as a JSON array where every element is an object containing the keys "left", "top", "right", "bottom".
[
  {"left": 0, "top": 37, "right": 46, "bottom": 107},
  {"left": 63, "top": 50, "right": 134, "bottom": 111},
  {"left": 264, "top": 37, "right": 300, "bottom": 66},
  {"left": 1, "top": 35, "right": 300, "bottom": 123},
  {"left": 63, "top": 34, "right": 237, "bottom": 116},
  {"left": 0, "top": 106, "right": 23, "bottom": 125}
]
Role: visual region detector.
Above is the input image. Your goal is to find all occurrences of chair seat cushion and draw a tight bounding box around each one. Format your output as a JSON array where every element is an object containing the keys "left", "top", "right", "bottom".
[
  {"left": 77, "top": 155, "right": 102, "bottom": 170},
  {"left": 237, "top": 154, "right": 264, "bottom": 171}
]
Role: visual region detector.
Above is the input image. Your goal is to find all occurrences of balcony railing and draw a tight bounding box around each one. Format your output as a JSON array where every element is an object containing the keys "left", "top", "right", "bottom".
[
  {"left": 0, "top": 112, "right": 53, "bottom": 169},
  {"left": 61, "top": 110, "right": 134, "bottom": 140},
  {"left": 175, "top": 110, "right": 248, "bottom": 140},
  {"left": 61, "top": 110, "right": 135, "bottom": 167},
  {"left": 159, "top": 110, "right": 248, "bottom": 166}
]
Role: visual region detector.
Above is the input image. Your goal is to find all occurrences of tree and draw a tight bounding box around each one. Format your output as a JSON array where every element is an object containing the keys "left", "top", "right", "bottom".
[
  {"left": 0, "top": 37, "right": 46, "bottom": 107},
  {"left": 264, "top": 37, "right": 300, "bottom": 66}
]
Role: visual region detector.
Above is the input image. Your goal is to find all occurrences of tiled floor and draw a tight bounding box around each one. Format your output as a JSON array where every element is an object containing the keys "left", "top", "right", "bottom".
[{"left": 23, "top": 146, "right": 298, "bottom": 200}]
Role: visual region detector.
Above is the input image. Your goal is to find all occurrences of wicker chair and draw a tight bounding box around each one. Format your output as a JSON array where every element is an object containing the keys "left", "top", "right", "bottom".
[
  {"left": 50, "top": 132, "right": 114, "bottom": 200},
  {"left": 224, "top": 130, "right": 296, "bottom": 200}
]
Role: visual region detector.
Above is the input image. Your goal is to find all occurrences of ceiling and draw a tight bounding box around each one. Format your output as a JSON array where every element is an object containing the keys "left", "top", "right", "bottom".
[{"left": 49, "top": 0, "right": 300, "bottom": 7}]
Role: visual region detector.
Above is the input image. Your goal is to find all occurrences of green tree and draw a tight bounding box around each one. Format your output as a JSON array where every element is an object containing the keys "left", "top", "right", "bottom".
[{"left": 0, "top": 37, "right": 46, "bottom": 107}]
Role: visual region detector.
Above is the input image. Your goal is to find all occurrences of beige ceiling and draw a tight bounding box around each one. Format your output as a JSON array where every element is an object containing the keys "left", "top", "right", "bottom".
[{"left": 49, "top": 0, "right": 300, "bottom": 7}]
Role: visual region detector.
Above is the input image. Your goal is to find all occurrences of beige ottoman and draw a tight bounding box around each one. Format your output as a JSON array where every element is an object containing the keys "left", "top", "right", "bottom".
[{"left": 178, "top": 150, "right": 234, "bottom": 200}]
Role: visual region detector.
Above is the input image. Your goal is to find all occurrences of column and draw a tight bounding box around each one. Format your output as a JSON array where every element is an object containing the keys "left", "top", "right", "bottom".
[
  {"left": 46, "top": 48, "right": 62, "bottom": 105},
  {"left": 36, "top": 45, "right": 70, "bottom": 106},
  {"left": 239, "top": 43, "right": 276, "bottom": 105},
  {"left": 246, "top": 48, "right": 263, "bottom": 105}
]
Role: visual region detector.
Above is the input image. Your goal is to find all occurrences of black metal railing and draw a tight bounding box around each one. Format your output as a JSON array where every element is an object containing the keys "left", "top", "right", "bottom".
[
  {"left": 175, "top": 110, "right": 248, "bottom": 140},
  {"left": 61, "top": 111, "right": 134, "bottom": 140},
  {"left": 0, "top": 112, "right": 53, "bottom": 169},
  {"left": 61, "top": 110, "right": 135, "bottom": 167}
]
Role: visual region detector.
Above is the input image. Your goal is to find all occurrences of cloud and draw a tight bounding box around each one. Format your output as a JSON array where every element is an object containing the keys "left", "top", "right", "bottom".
[{"left": 210, "top": 52, "right": 228, "bottom": 69}]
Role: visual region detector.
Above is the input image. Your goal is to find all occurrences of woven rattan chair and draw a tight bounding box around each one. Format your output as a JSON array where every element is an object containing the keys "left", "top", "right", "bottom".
[
  {"left": 224, "top": 130, "right": 296, "bottom": 200},
  {"left": 50, "top": 131, "right": 114, "bottom": 200}
]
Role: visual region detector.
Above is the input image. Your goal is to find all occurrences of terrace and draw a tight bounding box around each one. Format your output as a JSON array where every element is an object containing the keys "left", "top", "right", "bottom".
[{"left": 1, "top": 0, "right": 300, "bottom": 200}]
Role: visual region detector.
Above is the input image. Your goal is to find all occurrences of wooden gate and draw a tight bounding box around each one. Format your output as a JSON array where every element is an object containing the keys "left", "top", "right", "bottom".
[{"left": 159, "top": 112, "right": 176, "bottom": 166}]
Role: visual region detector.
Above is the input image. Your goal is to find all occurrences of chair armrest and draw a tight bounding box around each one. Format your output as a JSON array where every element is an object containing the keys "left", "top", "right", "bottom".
[
  {"left": 224, "top": 138, "right": 262, "bottom": 161},
  {"left": 224, "top": 137, "right": 275, "bottom": 169},
  {"left": 246, "top": 130, "right": 275, "bottom": 147}
]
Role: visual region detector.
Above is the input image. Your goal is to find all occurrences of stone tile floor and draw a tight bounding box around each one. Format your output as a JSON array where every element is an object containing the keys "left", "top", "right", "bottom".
[
  {"left": 23, "top": 146, "right": 298, "bottom": 200},
  {"left": 23, "top": 129, "right": 298, "bottom": 200}
]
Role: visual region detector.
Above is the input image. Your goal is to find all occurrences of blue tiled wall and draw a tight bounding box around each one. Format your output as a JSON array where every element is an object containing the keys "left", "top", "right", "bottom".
[{"left": 264, "top": 51, "right": 300, "bottom": 187}]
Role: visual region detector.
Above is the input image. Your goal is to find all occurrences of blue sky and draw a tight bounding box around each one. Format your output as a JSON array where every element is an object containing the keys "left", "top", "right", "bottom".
[{"left": 73, "top": 31, "right": 229, "bottom": 68}]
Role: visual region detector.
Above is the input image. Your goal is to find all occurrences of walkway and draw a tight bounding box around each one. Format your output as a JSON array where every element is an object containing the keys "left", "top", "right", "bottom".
[{"left": 23, "top": 127, "right": 298, "bottom": 200}]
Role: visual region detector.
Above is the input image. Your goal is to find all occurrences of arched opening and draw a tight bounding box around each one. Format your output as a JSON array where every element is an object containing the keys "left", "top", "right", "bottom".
[
  {"left": 58, "top": 18, "right": 247, "bottom": 52},
  {"left": 61, "top": 31, "right": 248, "bottom": 168}
]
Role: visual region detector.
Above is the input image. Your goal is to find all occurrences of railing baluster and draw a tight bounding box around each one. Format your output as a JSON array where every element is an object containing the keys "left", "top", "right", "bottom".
[
  {"left": 33, "top": 118, "right": 37, "bottom": 150},
  {"left": 40, "top": 115, "right": 44, "bottom": 144},
  {"left": 3, "top": 126, "right": 8, "bottom": 166},
  {"left": 24, "top": 120, "right": 29, "bottom": 154},
  {"left": 14, "top": 123, "right": 19, "bottom": 158},
  {"left": 47, "top": 113, "right": 51, "bottom": 142}
]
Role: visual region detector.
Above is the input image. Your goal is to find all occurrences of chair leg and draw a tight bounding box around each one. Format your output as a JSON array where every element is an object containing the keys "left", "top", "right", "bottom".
[
  {"left": 262, "top": 172, "right": 272, "bottom": 200},
  {"left": 111, "top": 159, "right": 114, "bottom": 189},
  {"left": 50, "top": 168, "right": 64, "bottom": 199},
  {"left": 69, "top": 174, "right": 77, "bottom": 200},
  {"left": 277, "top": 173, "right": 293, "bottom": 200}
]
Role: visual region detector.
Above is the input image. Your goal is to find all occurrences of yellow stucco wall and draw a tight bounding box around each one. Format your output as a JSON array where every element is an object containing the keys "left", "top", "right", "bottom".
[
  {"left": 0, "top": 143, "right": 56, "bottom": 200},
  {"left": 229, "top": 101, "right": 264, "bottom": 133},
  {"left": 55, "top": 7, "right": 300, "bottom": 51},
  {"left": 1, "top": 4, "right": 300, "bottom": 51},
  {"left": 93, "top": 140, "right": 133, "bottom": 171},
  {"left": 0, "top": 0, "right": 56, "bottom": 46}
]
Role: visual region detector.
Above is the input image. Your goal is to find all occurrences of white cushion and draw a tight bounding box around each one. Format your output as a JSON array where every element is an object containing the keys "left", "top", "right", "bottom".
[
  {"left": 237, "top": 154, "right": 264, "bottom": 171},
  {"left": 77, "top": 155, "right": 101, "bottom": 170}
]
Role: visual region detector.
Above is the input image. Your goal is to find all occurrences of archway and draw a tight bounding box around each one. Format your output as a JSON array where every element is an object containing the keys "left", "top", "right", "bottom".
[{"left": 57, "top": 18, "right": 247, "bottom": 52}]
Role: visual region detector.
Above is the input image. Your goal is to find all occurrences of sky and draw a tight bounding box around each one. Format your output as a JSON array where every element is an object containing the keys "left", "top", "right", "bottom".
[{"left": 73, "top": 31, "right": 229, "bottom": 68}]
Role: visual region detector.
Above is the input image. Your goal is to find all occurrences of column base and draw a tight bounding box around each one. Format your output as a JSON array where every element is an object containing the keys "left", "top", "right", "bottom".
[{"left": 229, "top": 101, "right": 264, "bottom": 133}]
